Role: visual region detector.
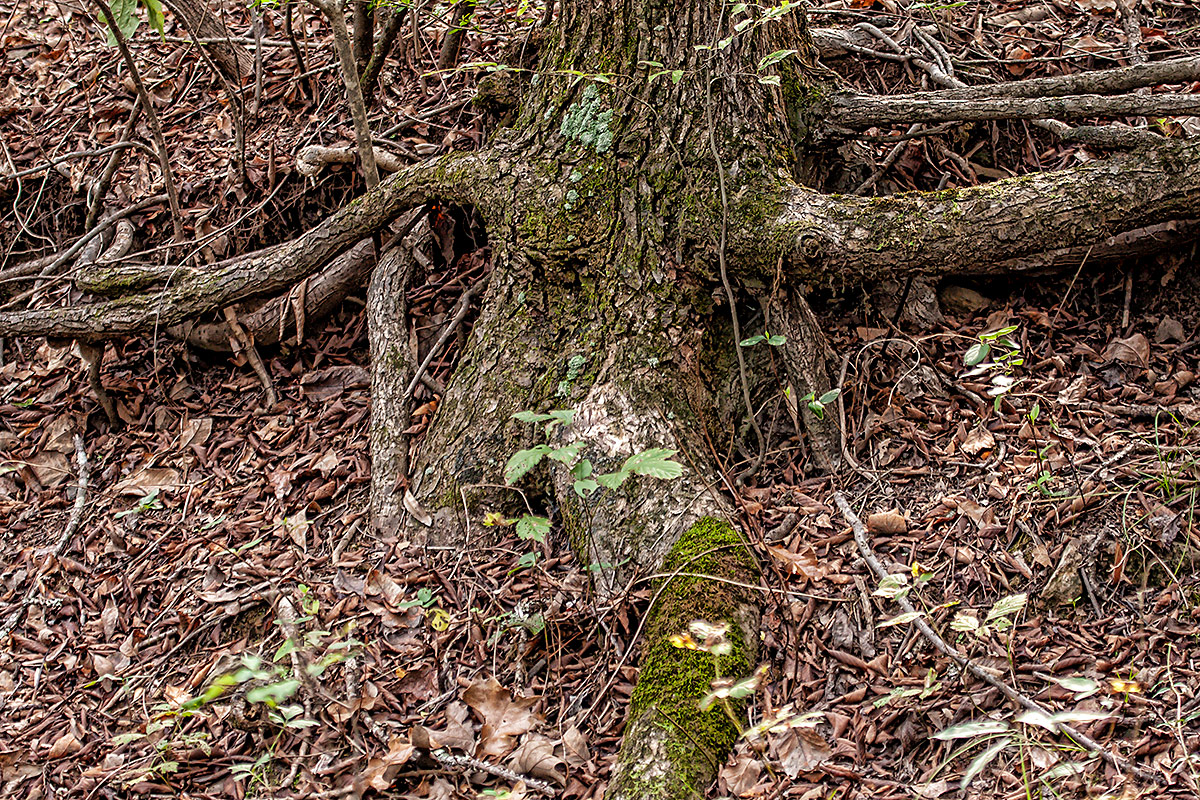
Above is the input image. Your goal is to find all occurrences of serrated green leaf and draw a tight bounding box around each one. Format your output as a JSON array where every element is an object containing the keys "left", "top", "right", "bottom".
[
  {"left": 872, "top": 573, "right": 909, "bottom": 599},
  {"left": 596, "top": 471, "right": 628, "bottom": 490},
  {"left": 548, "top": 409, "right": 575, "bottom": 426},
  {"left": 515, "top": 515, "right": 550, "bottom": 543},
  {"left": 513, "top": 410, "right": 554, "bottom": 423},
  {"left": 986, "top": 592, "right": 1026, "bottom": 621},
  {"left": 622, "top": 448, "right": 683, "bottom": 480},
  {"left": 950, "top": 612, "right": 979, "bottom": 633},
  {"left": 548, "top": 441, "right": 584, "bottom": 464},
  {"left": 504, "top": 445, "right": 551, "bottom": 484},
  {"left": 964, "top": 341, "right": 990, "bottom": 367}
]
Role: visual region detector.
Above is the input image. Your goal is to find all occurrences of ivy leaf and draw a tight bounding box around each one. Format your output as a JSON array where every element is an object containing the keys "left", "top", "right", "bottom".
[
  {"left": 504, "top": 445, "right": 551, "bottom": 484},
  {"left": 515, "top": 515, "right": 550, "bottom": 543},
  {"left": 572, "top": 478, "right": 599, "bottom": 497},
  {"left": 622, "top": 448, "right": 683, "bottom": 480}
]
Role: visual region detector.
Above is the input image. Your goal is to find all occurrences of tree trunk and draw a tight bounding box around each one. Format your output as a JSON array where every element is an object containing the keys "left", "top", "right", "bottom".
[{"left": 6, "top": 1, "right": 1200, "bottom": 796}]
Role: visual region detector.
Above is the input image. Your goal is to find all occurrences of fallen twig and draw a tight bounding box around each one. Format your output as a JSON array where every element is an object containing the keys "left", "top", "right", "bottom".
[{"left": 832, "top": 491, "right": 1160, "bottom": 784}]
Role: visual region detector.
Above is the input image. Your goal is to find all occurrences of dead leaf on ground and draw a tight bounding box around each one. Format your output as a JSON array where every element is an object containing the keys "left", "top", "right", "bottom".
[
  {"left": 23, "top": 451, "right": 70, "bottom": 488},
  {"left": 767, "top": 544, "right": 828, "bottom": 583},
  {"left": 300, "top": 364, "right": 369, "bottom": 401},
  {"left": 355, "top": 735, "right": 415, "bottom": 793},
  {"left": 112, "top": 467, "right": 180, "bottom": 496},
  {"left": 961, "top": 426, "right": 995, "bottom": 457},
  {"left": 867, "top": 509, "right": 908, "bottom": 534},
  {"left": 1102, "top": 333, "right": 1149, "bottom": 367},
  {"left": 463, "top": 677, "right": 540, "bottom": 758},
  {"left": 771, "top": 726, "right": 832, "bottom": 778},
  {"left": 508, "top": 733, "right": 566, "bottom": 785}
]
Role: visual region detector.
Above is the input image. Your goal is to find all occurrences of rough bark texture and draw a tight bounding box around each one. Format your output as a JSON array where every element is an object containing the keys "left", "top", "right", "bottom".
[{"left": 6, "top": 2, "right": 1200, "bottom": 796}]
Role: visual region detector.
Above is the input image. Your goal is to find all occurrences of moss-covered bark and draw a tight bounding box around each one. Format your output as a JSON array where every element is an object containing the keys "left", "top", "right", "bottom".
[{"left": 607, "top": 517, "right": 759, "bottom": 800}]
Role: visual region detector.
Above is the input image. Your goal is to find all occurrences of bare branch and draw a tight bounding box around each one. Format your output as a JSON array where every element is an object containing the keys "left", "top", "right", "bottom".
[{"left": 927, "top": 55, "right": 1200, "bottom": 101}]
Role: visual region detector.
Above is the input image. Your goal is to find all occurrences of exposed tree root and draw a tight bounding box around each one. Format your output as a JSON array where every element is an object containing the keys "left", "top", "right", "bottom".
[{"left": 607, "top": 518, "right": 759, "bottom": 800}]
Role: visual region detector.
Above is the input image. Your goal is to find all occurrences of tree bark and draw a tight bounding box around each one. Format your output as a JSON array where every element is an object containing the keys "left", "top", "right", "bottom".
[{"left": 6, "top": 2, "right": 1200, "bottom": 797}]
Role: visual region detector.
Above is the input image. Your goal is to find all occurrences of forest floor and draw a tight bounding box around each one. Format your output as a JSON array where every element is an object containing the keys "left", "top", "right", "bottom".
[{"left": 3, "top": 1, "right": 1200, "bottom": 799}]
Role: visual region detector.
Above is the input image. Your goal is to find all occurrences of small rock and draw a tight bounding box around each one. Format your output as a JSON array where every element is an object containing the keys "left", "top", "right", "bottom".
[{"left": 939, "top": 285, "right": 991, "bottom": 317}]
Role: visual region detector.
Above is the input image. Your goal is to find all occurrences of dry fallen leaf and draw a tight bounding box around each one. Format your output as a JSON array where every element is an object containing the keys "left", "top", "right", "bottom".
[
  {"left": 772, "top": 726, "right": 832, "bottom": 778},
  {"left": 508, "top": 733, "right": 566, "bottom": 785},
  {"left": 767, "top": 544, "right": 828, "bottom": 583},
  {"left": 961, "top": 426, "right": 995, "bottom": 457},
  {"left": 867, "top": 509, "right": 908, "bottom": 534},
  {"left": 1102, "top": 333, "right": 1149, "bottom": 367},
  {"left": 463, "top": 677, "right": 540, "bottom": 758},
  {"left": 47, "top": 732, "right": 82, "bottom": 759},
  {"left": 112, "top": 467, "right": 180, "bottom": 496}
]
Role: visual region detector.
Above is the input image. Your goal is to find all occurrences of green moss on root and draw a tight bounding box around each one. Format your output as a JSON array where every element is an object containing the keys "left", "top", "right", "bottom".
[{"left": 625, "top": 516, "right": 758, "bottom": 791}]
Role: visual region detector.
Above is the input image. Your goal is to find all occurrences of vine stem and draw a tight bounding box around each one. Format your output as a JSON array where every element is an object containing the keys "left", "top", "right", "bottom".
[
  {"left": 90, "top": 0, "right": 185, "bottom": 243},
  {"left": 704, "top": 67, "right": 765, "bottom": 486}
]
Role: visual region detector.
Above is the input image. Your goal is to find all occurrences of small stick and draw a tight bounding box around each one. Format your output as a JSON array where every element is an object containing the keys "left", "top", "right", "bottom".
[
  {"left": 90, "top": 0, "right": 185, "bottom": 243},
  {"left": 430, "top": 749, "right": 557, "bottom": 796},
  {"left": 1, "top": 436, "right": 90, "bottom": 639},
  {"left": 402, "top": 281, "right": 483, "bottom": 401},
  {"left": 833, "top": 492, "right": 1159, "bottom": 783},
  {"left": 223, "top": 307, "right": 279, "bottom": 408}
]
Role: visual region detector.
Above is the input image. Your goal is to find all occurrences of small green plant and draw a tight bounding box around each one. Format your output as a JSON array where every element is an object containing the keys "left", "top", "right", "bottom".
[
  {"left": 493, "top": 408, "right": 684, "bottom": 570},
  {"left": 801, "top": 388, "right": 841, "bottom": 420},
  {"left": 100, "top": 0, "right": 164, "bottom": 45},
  {"left": 962, "top": 324, "right": 1024, "bottom": 407},
  {"left": 115, "top": 488, "right": 163, "bottom": 519},
  {"left": 739, "top": 331, "right": 786, "bottom": 347},
  {"left": 950, "top": 592, "right": 1027, "bottom": 639}
]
